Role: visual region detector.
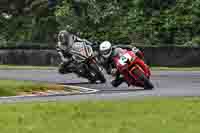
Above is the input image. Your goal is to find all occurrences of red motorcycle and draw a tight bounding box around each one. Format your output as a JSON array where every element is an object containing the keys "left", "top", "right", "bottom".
[{"left": 113, "top": 49, "right": 154, "bottom": 90}]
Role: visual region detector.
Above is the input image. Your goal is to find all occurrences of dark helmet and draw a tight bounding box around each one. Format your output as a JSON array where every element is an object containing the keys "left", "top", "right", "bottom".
[{"left": 57, "top": 30, "right": 71, "bottom": 46}]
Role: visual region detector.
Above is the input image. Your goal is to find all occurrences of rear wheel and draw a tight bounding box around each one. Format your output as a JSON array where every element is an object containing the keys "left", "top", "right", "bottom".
[{"left": 132, "top": 69, "right": 154, "bottom": 90}]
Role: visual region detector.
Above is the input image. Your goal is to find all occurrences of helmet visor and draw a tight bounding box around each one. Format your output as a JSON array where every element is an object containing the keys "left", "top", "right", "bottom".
[{"left": 101, "top": 49, "right": 111, "bottom": 56}]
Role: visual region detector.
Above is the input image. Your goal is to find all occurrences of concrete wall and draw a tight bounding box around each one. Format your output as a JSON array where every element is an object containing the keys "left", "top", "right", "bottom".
[{"left": 0, "top": 48, "right": 199, "bottom": 66}]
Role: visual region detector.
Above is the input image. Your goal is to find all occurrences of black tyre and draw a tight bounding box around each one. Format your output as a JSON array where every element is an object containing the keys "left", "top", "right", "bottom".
[
  {"left": 132, "top": 69, "right": 154, "bottom": 90},
  {"left": 73, "top": 64, "right": 94, "bottom": 81},
  {"left": 89, "top": 63, "right": 106, "bottom": 83}
]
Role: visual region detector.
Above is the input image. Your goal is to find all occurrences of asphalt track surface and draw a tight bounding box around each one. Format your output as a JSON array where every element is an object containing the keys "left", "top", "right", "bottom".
[{"left": 0, "top": 69, "right": 200, "bottom": 102}]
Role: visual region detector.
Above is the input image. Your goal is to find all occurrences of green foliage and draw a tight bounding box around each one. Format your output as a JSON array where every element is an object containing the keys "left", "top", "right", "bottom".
[
  {"left": 55, "top": 0, "right": 200, "bottom": 46},
  {"left": 0, "top": 0, "right": 58, "bottom": 45},
  {"left": 1, "top": 0, "right": 200, "bottom": 46}
]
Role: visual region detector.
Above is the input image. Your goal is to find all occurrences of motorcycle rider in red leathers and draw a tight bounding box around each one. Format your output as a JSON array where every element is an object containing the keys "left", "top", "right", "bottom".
[{"left": 99, "top": 41, "right": 145, "bottom": 87}]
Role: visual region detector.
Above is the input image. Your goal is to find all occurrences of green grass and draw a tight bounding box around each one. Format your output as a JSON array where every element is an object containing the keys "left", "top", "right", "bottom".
[
  {"left": 0, "top": 80, "right": 65, "bottom": 96},
  {"left": 0, "top": 97, "right": 200, "bottom": 132}
]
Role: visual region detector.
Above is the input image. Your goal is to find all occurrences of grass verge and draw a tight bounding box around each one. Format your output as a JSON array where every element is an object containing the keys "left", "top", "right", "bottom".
[
  {"left": 0, "top": 80, "right": 72, "bottom": 96},
  {"left": 0, "top": 97, "right": 200, "bottom": 132}
]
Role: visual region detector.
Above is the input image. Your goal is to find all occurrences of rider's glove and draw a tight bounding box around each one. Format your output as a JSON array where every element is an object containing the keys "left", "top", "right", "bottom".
[{"left": 111, "top": 68, "right": 117, "bottom": 76}]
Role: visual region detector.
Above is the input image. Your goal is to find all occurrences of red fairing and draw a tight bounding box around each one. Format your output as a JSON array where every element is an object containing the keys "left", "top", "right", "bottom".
[
  {"left": 113, "top": 49, "right": 151, "bottom": 87},
  {"left": 134, "top": 57, "right": 151, "bottom": 77}
]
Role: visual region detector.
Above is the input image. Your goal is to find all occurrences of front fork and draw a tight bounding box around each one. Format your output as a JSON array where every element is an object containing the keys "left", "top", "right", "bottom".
[{"left": 88, "top": 58, "right": 103, "bottom": 72}]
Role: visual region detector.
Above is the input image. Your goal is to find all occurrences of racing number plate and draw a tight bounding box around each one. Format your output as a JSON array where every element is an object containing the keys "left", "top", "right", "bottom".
[{"left": 119, "top": 53, "right": 135, "bottom": 65}]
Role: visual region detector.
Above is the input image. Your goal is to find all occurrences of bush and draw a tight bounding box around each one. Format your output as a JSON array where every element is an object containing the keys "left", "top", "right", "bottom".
[
  {"left": 1, "top": 0, "right": 200, "bottom": 47},
  {"left": 55, "top": 0, "right": 200, "bottom": 46}
]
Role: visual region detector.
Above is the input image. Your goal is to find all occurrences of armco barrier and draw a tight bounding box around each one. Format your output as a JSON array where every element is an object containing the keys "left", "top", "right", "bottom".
[
  {"left": 0, "top": 47, "right": 199, "bottom": 66},
  {"left": 140, "top": 47, "right": 200, "bottom": 67},
  {"left": 0, "top": 50, "right": 59, "bottom": 66}
]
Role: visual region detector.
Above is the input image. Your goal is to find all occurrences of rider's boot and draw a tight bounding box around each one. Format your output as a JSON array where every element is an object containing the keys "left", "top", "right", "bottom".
[
  {"left": 111, "top": 77, "right": 124, "bottom": 87},
  {"left": 58, "top": 62, "right": 72, "bottom": 74}
]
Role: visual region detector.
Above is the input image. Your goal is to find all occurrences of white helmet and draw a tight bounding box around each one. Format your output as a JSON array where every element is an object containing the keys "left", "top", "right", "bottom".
[{"left": 99, "top": 41, "right": 112, "bottom": 58}]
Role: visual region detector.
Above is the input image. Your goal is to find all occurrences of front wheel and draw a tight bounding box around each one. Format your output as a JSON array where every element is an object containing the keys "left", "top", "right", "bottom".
[
  {"left": 88, "top": 63, "right": 106, "bottom": 83},
  {"left": 132, "top": 69, "right": 154, "bottom": 90}
]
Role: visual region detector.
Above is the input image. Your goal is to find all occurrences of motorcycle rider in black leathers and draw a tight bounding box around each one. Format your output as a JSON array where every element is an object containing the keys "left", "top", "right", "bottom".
[
  {"left": 99, "top": 41, "right": 145, "bottom": 87},
  {"left": 56, "top": 30, "right": 93, "bottom": 77}
]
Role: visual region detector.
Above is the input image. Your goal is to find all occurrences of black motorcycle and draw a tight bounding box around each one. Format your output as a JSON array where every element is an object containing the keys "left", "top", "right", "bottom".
[{"left": 70, "top": 42, "right": 106, "bottom": 83}]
